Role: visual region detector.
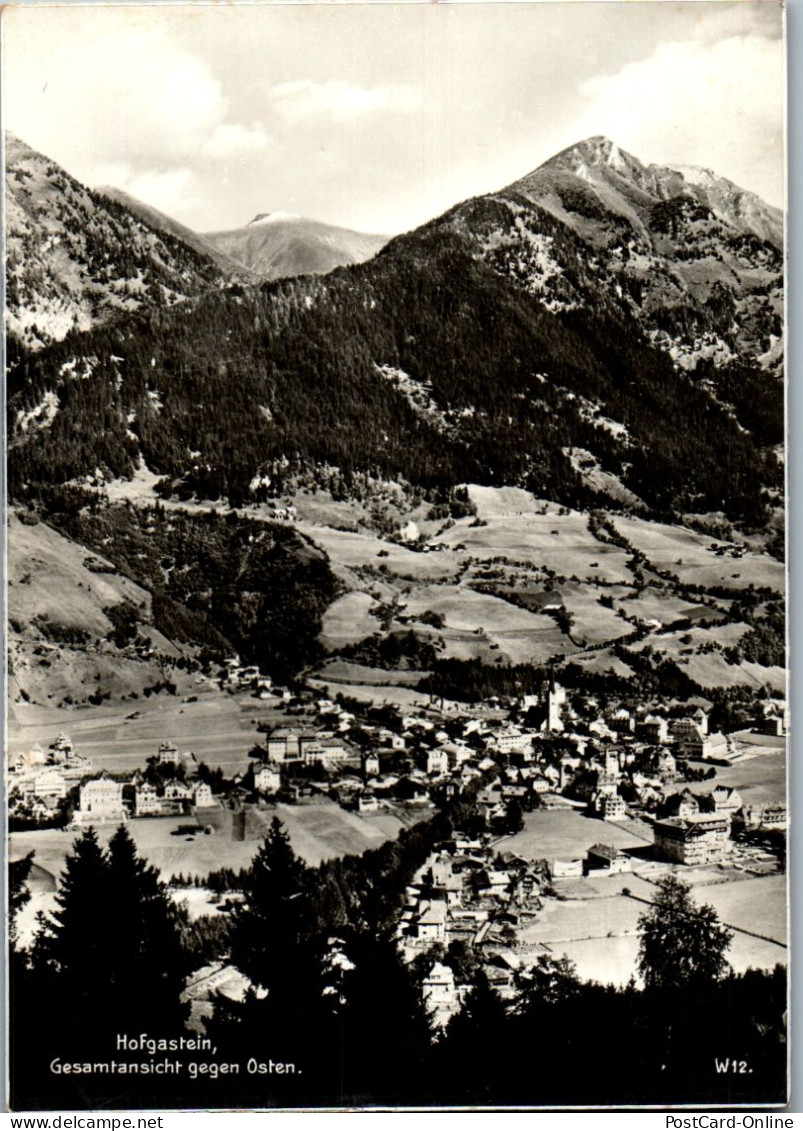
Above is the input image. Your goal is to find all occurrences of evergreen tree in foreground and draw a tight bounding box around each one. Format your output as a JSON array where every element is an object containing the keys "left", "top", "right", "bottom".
[
  {"left": 31, "top": 827, "right": 189, "bottom": 1049},
  {"left": 637, "top": 874, "right": 733, "bottom": 992},
  {"left": 105, "top": 826, "right": 190, "bottom": 1031}
]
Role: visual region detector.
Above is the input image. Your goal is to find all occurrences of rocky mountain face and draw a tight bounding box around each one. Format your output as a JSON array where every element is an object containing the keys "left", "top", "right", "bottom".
[
  {"left": 444, "top": 136, "right": 783, "bottom": 374},
  {"left": 8, "top": 136, "right": 783, "bottom": 529},
  {"left": 5, "top": 134, "right": 230, "bottom": 350},
  {"left": 203, "top": 212, "right": 389, "bottom": 280}
]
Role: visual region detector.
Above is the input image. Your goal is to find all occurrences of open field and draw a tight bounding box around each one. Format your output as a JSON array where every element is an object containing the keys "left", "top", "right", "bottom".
[
  {"left": 500, "top": 809, "right": 654, "bottom": 863},
  {"left": 396, "top": 584, "right": 575, "bottom": 664},
  {"left": 631, "top": 622, "right": 750, "bottom": 654},
  {"left": 307, "top": 677, "right": 438, "bottom": 709},
  {"left": 433, "top": 511, "right": 634, "bottom": 584},
  {"left": 297, "top": 523, "right": 462, "bottom": 581},
  {"left": 321, "top": 592, "right": 379, "bottom": 648},
  {"left": 402, "top": 585, "right": 554, "bottom": 633},
  {"left": 519, "top": 870, "right": 786, "bottom": 987},
  {"left": 8, "top": 688, "right": 284, "bottom": 775},
  {"left": 564, "top": 647, "right": 635, "bottom": 677},
  {"left": 676, "top": 653, "right": 786, "bottom": 693},
  {"left": 611, "top": 589, "right": 725, "bottom": 626},
  {"left": 610, "top": 516, "right": 785, "bottom": 593},
  {"left": 274, "top": 802, "right": 404, "bottom": 866},
  {"left": 559, "top": 587, "right": 635, "bottom": 647},
  {"left": 9, "top": 802, "right": 407, "bottom": 883},
  {"left": 466, "top": 486, "right": 547, "bottom": 518},
  {"left": 691, "top": 874, "right": 786, "bottom": 944},
  {"left": 315, "top": 659, "right": 427, "bottom": 687},
  {"left": 688, "top": 747, "right": 786, "bottom": 806},
  {"left": 7, "top": 512, "right": 150, "bottom": 637}
]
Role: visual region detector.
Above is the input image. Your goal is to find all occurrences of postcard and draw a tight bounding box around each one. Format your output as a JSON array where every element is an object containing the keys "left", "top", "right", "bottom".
[{"left": 4, "top": 0, "right": 788, "bottom": 1111}]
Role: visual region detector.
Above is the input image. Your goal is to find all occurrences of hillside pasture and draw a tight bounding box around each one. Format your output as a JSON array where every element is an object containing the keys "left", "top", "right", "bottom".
[
  {"left": 401, "top": 585, "right": 557, "bottom": 634},
  {"left": 559, "top": 588, "right": 635, "bottom": 647},
  {"left": 562, "top": 647, "right": 635, "bottom": 678},
  {"left": 8, "top": 689, "right": 264, "bottom": 775},
  {"left": 273, "top": 802, "right": 405, "bottom": 866},
  {"left": 610, "top": 516, "right": 784, "bottom": 593},
  {"left": 320, "top": 592, "right": 379, "bottom": 648},
  {"left": 313, "top": 659, "right": 427, "bottom": 687},
  {"left": 7, "top": 512, "right": 151, "bottom": 637},
  {"left": 612, "top": 588, "right": 724, "bottom": 627},
  {"left": 306, "top": 676, "right": 437, "bottom": 710},
  {"left": 433, "top": 512, "right": 634, "bottom": 584},
  {"left": 466, "top": 485, "right": 546, "bottom": 519},
  {"left": 298, "top": 523, "right": 462, "bottom": 581}
]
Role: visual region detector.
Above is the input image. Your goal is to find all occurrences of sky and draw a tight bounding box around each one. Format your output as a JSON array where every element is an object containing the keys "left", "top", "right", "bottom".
[{"left": 2, "top": 1, "right": 785, "bottom": 236}]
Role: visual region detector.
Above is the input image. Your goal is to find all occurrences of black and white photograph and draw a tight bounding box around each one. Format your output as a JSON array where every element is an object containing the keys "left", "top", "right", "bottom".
[{"left": 3, "top": 0, "right": 788, "bottom": 1112}]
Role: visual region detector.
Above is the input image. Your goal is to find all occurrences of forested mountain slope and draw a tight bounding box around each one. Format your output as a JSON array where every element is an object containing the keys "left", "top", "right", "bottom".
[
  {"left": 5, "top": 134, "right": 231, "bottom": 350},
  {"left": 8, "top": 137, "right": 783, "bottom": 526}
]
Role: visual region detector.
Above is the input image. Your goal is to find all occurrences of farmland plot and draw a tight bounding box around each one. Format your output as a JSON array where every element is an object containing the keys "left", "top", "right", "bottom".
[{"left": 610, "top": 516, "right": 784, "bottom": 592}]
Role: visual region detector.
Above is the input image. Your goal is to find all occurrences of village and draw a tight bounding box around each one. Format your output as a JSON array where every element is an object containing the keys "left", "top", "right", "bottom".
[{"left": 9, "top": 657, "right": 787, "bottom": 1022}]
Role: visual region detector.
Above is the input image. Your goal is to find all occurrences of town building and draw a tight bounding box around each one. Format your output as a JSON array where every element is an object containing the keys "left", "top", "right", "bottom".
[
  {"left": 422, "top": 962, "right": 462, "bottom": 1028},
  {"left": 598, "top": 793, "right": 627, "bottom": 822},
  {"left": 362, "top": 753, "right": 381, "bottom": 777},
  {"left": 254, "top": 764, "right": 282, "bottom": 795},
  {"left": 653, "top": 814, "right": 730, "bottom": 865},
  {"left": 550, "top": 858, "right": 584, "bottom": 879},
  {"left": 426, "top": 748, "right": 449, "bottom": 776},
  {"left": 586, "top": 844, "right": 631, "bottom": 874},
  {"left": 76, "top": 776, "right": 127, "bottom": 823},
  {"left": 158, "top": 742, "right": 181, "bottom": 765},
  {"left": 193, "top": 782, "right": 215, "bottom": 808},
  {"left": 357, "top": 789, "right": 379, "bottom": 814}
]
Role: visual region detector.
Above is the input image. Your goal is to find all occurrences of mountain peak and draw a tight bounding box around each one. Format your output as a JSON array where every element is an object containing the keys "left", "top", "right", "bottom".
[{"left": 544, "top": 136, "right": 642, "bottom": 178}]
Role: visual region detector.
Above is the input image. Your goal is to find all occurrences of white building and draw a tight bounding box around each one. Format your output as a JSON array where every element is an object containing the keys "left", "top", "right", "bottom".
[
  {"left": 426, "top": 749, "right": 449, "bottom": 776},
  {"left": 422, "top": 962, "right": 462, "bottom": 1028},
  {"left": 254, "top": 764, "right": 282, "bottom": 795},
  {"left": 76, "top": 777, "right": 126, "bottom": 823},
  {"left": 193, "top": 782, "right": 215, "bottom": 808}
]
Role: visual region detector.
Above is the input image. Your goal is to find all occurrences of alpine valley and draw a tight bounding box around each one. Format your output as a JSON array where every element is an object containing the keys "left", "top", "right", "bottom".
[{"left": 6, "top": 131, "right": 789, "bottom": 1111}]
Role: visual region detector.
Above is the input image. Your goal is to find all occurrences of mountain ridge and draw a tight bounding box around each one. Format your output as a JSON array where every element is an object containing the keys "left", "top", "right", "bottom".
[
  {"left": 202, "top": 213, "right": 389, "bottom": 280},
  {"left": 7, "top": 133, "right": 783, "bottom": 529},
  {"left": 4, "top": 132, "right": 232, "bottom": 351}
]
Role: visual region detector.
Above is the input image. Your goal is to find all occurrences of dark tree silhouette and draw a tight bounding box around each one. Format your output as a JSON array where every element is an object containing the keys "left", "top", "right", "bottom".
[
  {"left": 637, "top": 874, "right": 733, "bottom": 991},
  {"left": 9, "top": 851, "right": 34, "bottom": 953},
  {"left": 105, "top": 825, "right": 190, "bottom": 1030},
  {"left": 229, "top": 816, "right": 310, "bottom": 990}
]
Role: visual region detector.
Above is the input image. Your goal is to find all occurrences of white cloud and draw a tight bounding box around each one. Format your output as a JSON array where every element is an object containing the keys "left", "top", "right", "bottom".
[
  {"left": 202, "top": 122, "right": 271, "bottom": 161},
  {"left": 575, "top": 34, "right": 784, "bottom": 205},
  {"left": 268, "top": 79, "right": 421, "bottom": 124},
  {"left": 3, "top": 10, "right": 269, "bottom": 203},
  {"left": 112, "top": 167, "right": 197, "bottom": 217}
]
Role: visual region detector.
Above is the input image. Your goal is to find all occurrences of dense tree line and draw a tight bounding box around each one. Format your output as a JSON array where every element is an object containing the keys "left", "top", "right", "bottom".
[
  {"left": 419, "top": 657, "right": 552, "bottom": 702},
  {"left": 41, "top": 502, "right": 339, "bottom": 679}
]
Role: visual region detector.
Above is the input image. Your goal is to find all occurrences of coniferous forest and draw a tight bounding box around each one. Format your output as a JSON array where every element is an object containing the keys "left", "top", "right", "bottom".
[{"left": 9, "top": 209, "right": 782, "bottom": 525}]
